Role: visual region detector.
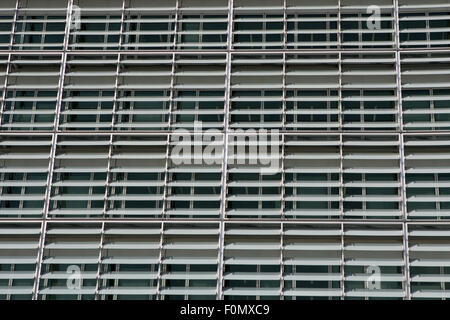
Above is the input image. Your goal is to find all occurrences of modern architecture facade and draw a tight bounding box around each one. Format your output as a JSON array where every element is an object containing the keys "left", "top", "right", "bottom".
[{"left": 0, "top": 0, "right": 450, "bottom": 300}]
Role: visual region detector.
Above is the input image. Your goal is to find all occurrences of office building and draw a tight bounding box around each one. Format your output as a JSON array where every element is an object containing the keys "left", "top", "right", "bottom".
[{"left": 0, "top": 0, "right": 450, "bottom": 300}]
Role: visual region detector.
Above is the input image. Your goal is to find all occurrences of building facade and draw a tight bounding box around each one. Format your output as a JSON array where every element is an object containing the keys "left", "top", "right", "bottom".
[{"left": 0, "top": 0, "right": 450, "bottom": 300}]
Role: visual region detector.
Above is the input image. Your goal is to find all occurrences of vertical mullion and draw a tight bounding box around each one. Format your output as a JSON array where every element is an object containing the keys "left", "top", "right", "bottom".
[
  {"left": 338, "top": 0, "right": 344, "bottom": 289},
  {"left": 42, "top": 16, "right": 47, "bottom": 50},
  {"left": 279, "top": 34, "right": 286, "bottom": 296},
  {"left": 394, "top": 0, "right": 411, "bottom": 300},
  {"left": 156, "top": 0, "right": 179, "bottom": 301},
  {"left": 337, "top": 18, "right": 345, "bottom": 299},
  {"left": 402, "top": 206, "right": 411, "bottom": 299},
  {"left": 435, "top": 172, "right": 440, "bottom": 217},
  {"left": 337, "top": 0, "right": 343, "bottom": 132},
  {"left": 279, "top": 221, "right": 284, "bottom": 300},
  {"left": 400, "top": 131, "right": 411, "bottom": 300},
  {"left": 282, "top": 0, "right": 287, "bottom": 51},
  {"left": 338, "top": 52, "right": 343, "bottom": 221},
  {"left": 282, "top": 0, "right": 287, "bottom": 131},
  {"left": 280, "top": 44, "right": 286, "bottom": 226},
  {"left": 337, "top": 0, "right": 341, "bottom": 51},
  {"left": 282, "top": 53, "right": 286, "bottom": 130},
  {"left": 155, "top": 219, "right": 165, "bottom": 300},
  {"left": 340, "top": 220, "right": 345, "bottom": 300},
  {"left": 339, "top": 133, "right": 345, "bottom": 300},
  {"left": 431, "top": 89, "right": 436, "bottom": 129},
  {"left": 156, "top": 117, "right": 170, "bottom": 299},
  {"left": 9, "top": 0, "right": 17, "bottom": 50},
  {"left": 94, "top": 0, "right": 125, "bottom": 301},
  {"left": 31, "top": 0, "right": 72, "bottom": 301},
  {"left": 217, "top": 0, "right": 233, "bottom": 301},
  {"left": 280, "top": 130, "right": 285, "bottom": 220},
  {"left": 338, "top": 0, "right": 345, "bottom": 290},
  {"left": 0, "top": 53, "right": 11, "bottom": 129},
  {"left": 31, "top": 132, "right": 56, "bottom": 301},
  {"left": 426, "top": 12, "right": 430, "bottom": 49},
  {"left": 156, "top": 57, "right": 173, "bottom": 299}
]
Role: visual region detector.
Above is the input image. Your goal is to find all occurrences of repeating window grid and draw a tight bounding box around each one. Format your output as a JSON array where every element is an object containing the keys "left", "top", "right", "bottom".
[
  {"left": 96, "top": 223, "right": 160, "bottom": 300},
  {"left": 5, "top": 220, "right": 450, "bottom": 299},
  {"left": 0, "top": 1, "right": 17, "bottom": 128},
  {"left": 399, "top": 7, "right": 450, "bottom": 49},
  {"left": 13, "top": 11, "right": 66, "bottom": 51},
  {"left": 342, "top": 135, "right": 402, "bottom": 219},
  {"left": 0, "top": 135, "right": 51, "bottom": 218},
  {"left": 2, "top": 50, "right": 448, "bottom": 131},
  {"left": 2, "top": 89, "right": 57, "bottom": 130},
  {"left": 233, "top": 13, "right": 284, "bottom": 50},
  {"left": 404, "top": 134, "right": 450, "bottom": 219},
  {"left": 60, "top": 90, "right": 115, "bottom": 131},
  {"left": 401, "top": 51, "right": 450, "bottom": 131},
  {"left": 165, "top": 135, "right": 223, "bottom": 219},
  {"left": 115, "top": 89, "right": 170, "bottom": 131},
  {"left": 171, "top": 54, "right": 226, "bottom": 130},
  {"left": 37, "top": 222, "right": 104, "bottom": 300},
  {"left": 283, "top": 134, "right": 340, "bottom": 219},
  {"left": 121, "top": 10, "right": 175, "bottom": 50},
  {"left": 0, "top": 54, "right": 10, "bottom": 129},
  {"left": 0, "top": 6, "right": 15, "bottom": 51},
  {"left": 408, "top": 224, "right": 450, "bottom": 299},
  {"left": 0, "top": 1, "right": 448, "bottom": 52},
  {"left": 68, "top": 7, "right": 122, "bottom": 51},
  {"left": 105, "top": 136, "right": 167, "bottom": 219},
  {"left": 0, "top": 222, "right": 42, "bottom": 300},
  {"left": 342, "top": 223, "right": 406, "bottom": 299},
  {"left": 0, "top": 0, "right": 450, "bottom": 301},
  {"left": 0, "top": 132, "right": 445, "bottom": 223},
  {"left": 283, "top": 223, "right": 343, "bottom": 300},
  {"left": 340, "top": 8, "right": 395, "bottom": 49},
  {"left": 115, "top": 53, "right": 172, "bottom": 131},
  {"left": 157, "top": 223, "right": 219, "bottom": 300},
  {"left": 177, "top": 13, "right": 228, "bottom": 50},
  {"left": 286, "top": 9, "right": 339, "bottom": 49},
  {"left": 1, "top": 55, "right": 60, "bottom": 131},
  {"left": 48, "top": 135, "right": 109, "bottom": 218}
]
